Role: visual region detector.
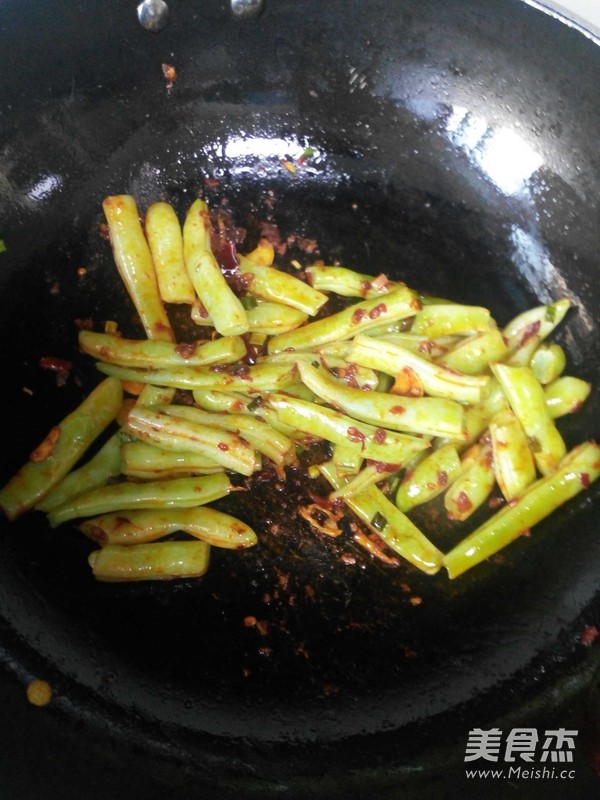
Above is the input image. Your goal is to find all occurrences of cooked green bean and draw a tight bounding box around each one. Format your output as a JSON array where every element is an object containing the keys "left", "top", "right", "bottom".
[
  {"left": 136, "top": 384, "right": 176, "bottom": 408},
  {"left": 89, "top": 541, "right": 211, "bottom": 582},
  {"left": 530, "top": 343, "right": 567, "bottom": 385},
  {"left": 80, "top": 507, "right": 257, "bottom": 549},
  {"left": 121, "top": 441, "right": 223, "bottom": 478},
  {"left": 331, "top": 442, "right": 363, "bottom": 475},
  {"left": 297, "top": 361, "right": 464, "bottom": 438},
  {"left": 48, "top": 473, "right": 233, "bottom": 528},
  {"left": 183, "top": 199, "right": 249, "bottom": 336},
  {"left": 411, "top": 304, "right": 492, "bottom": 337},
  {"left": 159, "top": 405, "right": 296, "bottom": 467},
  {"left": 349, "top": 335, "right": 489, "bottom": 404},
  {"left": 492, "top": 362, "right": 566, "bottom": 475},
  {"left": 439, "top": 328, "right": 508, "bottom": 375},
  {"left": 330, "top": 462, "right": 397, "bottom": 500},
  {"left": 263, "top": 352, "right": 379, "bottom": 391},
  {"left": 304, "top": 265, "right": 397, "bottom": 298},
  {"left": 444, "top": 441, "right": 600, "bottom": 578},
  {"left": 97, "top": 360, "right": 297, "bottom": 392},
  {"left": 36, "top": 433, "right": 123, "bottom": 512},
  {"left": 0, "top": 377, "right": 123, "bottom": 520},
  {"left": 503, "top": 299, "right": 570, "bottom": 358},
  {"left": 80, "top": 330, "right": 246, "bottom": 369},
  {"left": 246, "top": 302, "right": 308, "bottom": 335},
  {"left": 545, "top": 376, "right": 592, "bottom": 418},
  {"left": 377, "top": 332, "right": 459, "bottom": 360},
  {"left": 489, "top": 408, "right": 536, "bottom": 501},
  {"left": 268, "top": 286, "right": 420, "bottom": 354},
  {"left": 267, "top": 393, "right": 429, "bottom": 465},
  {"left": 125, "top": 406, "right": 258, "bottom": 476},
  {"left": 145, "top": 201, "right": 196, "bottom": 305},
  {"left": 238, "top": 255, "right": 328, "bottom": 315},
  {"left": 396, "top": 444, "right": 462, "bottom": 512},
  {"left": 444, "top": 441, "right": 496, "bottom": 521},
  {"left": 319, "top": 461, "right": 443, "bottom": 574},
  {"left": 102, "top": 195, "right": 174, "bottom": 341}
]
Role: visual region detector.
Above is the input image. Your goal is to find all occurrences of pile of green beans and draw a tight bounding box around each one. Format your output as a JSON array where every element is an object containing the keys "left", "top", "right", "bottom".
[{"left": 0, "top": 194, "right": 597, "bottom": 583}]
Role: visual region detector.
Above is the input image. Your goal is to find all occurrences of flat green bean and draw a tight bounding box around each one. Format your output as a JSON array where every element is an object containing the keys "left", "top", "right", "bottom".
[
  {"left": 444, "top": 441, "right": 600, "bottom": 578},
  {"left": 0, "top": 377, "right": 123, "bottom": 520},
  {"left": 89, "top": 541, "right": 211, "bottom": 581},
  {"left": 80, "top": 330, "right": 246, "bottom": 368},
  {"left": 268, "top": 286, "right": 420, "bottom": 354},
  {"left": 48, "top": 473, "right": 233, "bottom": 528},
  {"left": 80, "top": 507, "right": 257, "bottom": 549}
]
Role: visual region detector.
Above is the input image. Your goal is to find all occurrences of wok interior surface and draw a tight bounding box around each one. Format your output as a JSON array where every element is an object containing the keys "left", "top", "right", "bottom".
[{"left": 1, "top": 0, "right": 600, "bottom": 792}]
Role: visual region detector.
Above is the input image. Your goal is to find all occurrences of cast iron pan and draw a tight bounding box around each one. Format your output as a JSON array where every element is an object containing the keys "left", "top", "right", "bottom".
[{"left": 1, "top": 0, "right": 600, "bottom": 796}]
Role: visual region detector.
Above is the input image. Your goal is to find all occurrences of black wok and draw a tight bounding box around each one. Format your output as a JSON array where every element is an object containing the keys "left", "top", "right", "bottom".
[{"left": 1, "top": 0, "right": 600, "bottom": 796}]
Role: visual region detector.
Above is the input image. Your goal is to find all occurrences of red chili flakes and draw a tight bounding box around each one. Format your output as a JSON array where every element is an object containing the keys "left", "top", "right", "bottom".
[
  {"left": 352, "top": 307, "right": 368, "bottom": 325},
  {"left": 520, "top": 319, "right": 541, "bottom": 346},
  {"left": 581, "top": 472, "right": 591, "bottom": 488},
  {"left": 409, "top": 596, "right": 423, "bottom": 606},
  {"left": 256, "top": 620, "right": 269, "bottom": 636},
  {"left": 368, "top": 302, "right": 387, "bottom": 319},
  {"left": 438, "top": 470, "right": 448, "bottom": 487},
  {"left": 30, "top": 426, "right": 60, "bottom": 462},
  {"left": 204, "top": 176, "right": 220, "bottom": 190},
  {"left": 520, "top": 528, "right": 531, "bottom": 538},
  {"left": 488, "top": 495, "right": 505, "bottom": 509},
  {"left": 374, "top": 427, "right": 387, "bottom": 444},
  {"left": 162, "top": 63, "right": 177, "bottom": 89},
  {"left": 456, "top": 491, "right": 473, "bottom": 514},
  {"left": 217, "top": 442, "right": 229, "bottom": 451},
  {"left": 243, "top": 616, "right": 257, "bottom": 628},
  {"left": 580, "top": 625, "right": 599, "bottom": 647},
  {"left": 390, "top": 405, "right": 406, "bottom": 415},
  {"left": 39, "top": 356, "right": 72, "bottom": 374},
  {"left": 175, "top": 343, "right": 197, "bottom": 359},
  {"left": 347, "top": 426, "right": 366, "bottom": 449}
]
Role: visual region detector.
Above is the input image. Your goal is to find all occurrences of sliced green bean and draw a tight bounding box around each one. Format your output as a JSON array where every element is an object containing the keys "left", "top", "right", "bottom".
[
  {"left": 136, "top": 384, "right": 176, "bottom": 408},
  {"left": 145, "top": 201, "right": 196, "bottom": 305},
  {"left": 267, "top": 393, "right": 429, "bottom": 465},
  {"left": 246, "top": 302, "right": 308, "bottom": 335},
  {"left": 268, "top": 286, "right": 420, "bottom": 354},
  {"left": 48, "top": 473, "right": 233, "bottom": 528},
  {"left": 444, "top": 440, "right": 600, "bottom": 578},
  {"left": 492, "top": 363, "right": 566, "bottom": 475},
  {"left": 125, "top": 407, "right": 257, "bottom": 476},
  {"left": 545, "top": 376, "right": 592, "bottom": 418},
  {"left": 183, "top": 199, "right": 249, "bottom": 336},
  {"left": 349, "top": 335, "right": 489, "bottom": 404},
  {"left": 439, "top": 328, "right": 508, "bottom": 375},
  {"left": 80, "top": 330, "right": 246, "bottom": 369},
  {"left": 332, "top": 442, "right": 363, "bottom": 475},
  {"left": 304, "top": 265, "right": 397, "bottom": 298},
  {"left": 444, "top": 441, "right": 496, "bottom": 521},
  {"left": 0, "top": 377, "right": 123, "bottom": 520},
  {"left": 263, "top": 352, "right": 379, "bottom": 391},
  {"left": 36, "top": 433, "right": 123, "bottom": 512},
  {"left": 330, "top": 462, "right": 397, "bottom": 500},
  {"left": 530, "top": 343, "right": 567, "bottom": 385},
  {"left": 377, "top": 332, "right": 459, "bottom": 360},
  {"left": 80, "top": 507, "right": 257, "bottom": 549},
  {"left": 97, "top": 361, "right": 297, "bottom": 393},
  {"left": 489, "top": 408, "right": 536, "bottom": 501},
  {"left": 396, "top": 444, "right": 462, "bottom": 512},
  {"left": 411, "top": 304, "right": 492, "bottom": 337},
  {"left": 102, "top": 195, "right": 174, "bottom": 341},
  {"left": 159, "top": 405, "right": 296, "bottom": 467},
  {"left": 319, "top": 461, "right": 443, "bottom": 574},
  {"left": 297, "top": 361, "right": 464, "bottom": 438},
  {"left": 121, "top": 441, "right": 223, "bottom": 478},
  {"left": 503, "top": 299, "right": 570, "bottom": 356},
  {"left": 89, "top": 541, "right": 211, "bottom": 582},
  {"left": 238, "top": 255, "right": 328, "bottom": 315}
]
